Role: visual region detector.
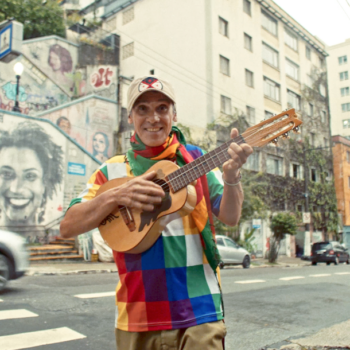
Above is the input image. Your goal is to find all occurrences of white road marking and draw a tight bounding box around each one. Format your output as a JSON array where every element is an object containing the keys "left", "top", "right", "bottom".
[
  {"left": 0, "top": 327, "right": 86, "bottom": 350},
  {"left": 279, "top": 276, "right": 305, "bottom": 281},
  {"left": 0, "top": 309, "right": 38, "bottom": 321},
  {"left": 310, "top": 274, "right": 331, "bottom": 277},
  {"left": 235, "top": 279, "right": 266, "bottom": 284},
  {"left": 335, "top": 272, "right": 350, "bottom": 275},
  {"left": 74, "top": 291, "right": 115, "bottom": 299}
]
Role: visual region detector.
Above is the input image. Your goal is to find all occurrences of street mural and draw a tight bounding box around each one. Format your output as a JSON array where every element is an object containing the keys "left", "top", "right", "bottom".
[
  {"left": 0, "top": 56, "right": 69, "bottom": 115},
  {"left": 37, "top": 96, "right": 117, "bottom": 162},
  {"left": 22, "top": 36, "right": 78, "bottom": 95},
  {"left": 0, "top": 115, "right": 65, "bottom": 241}
]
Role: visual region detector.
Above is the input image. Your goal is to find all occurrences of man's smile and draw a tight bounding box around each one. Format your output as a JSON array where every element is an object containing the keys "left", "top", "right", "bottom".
[
  {"left": 145, "top": 127, "right": 162, "bottom": 132},
  {"left": 6, "top": 197, "right": 32, "bottom": 208}
]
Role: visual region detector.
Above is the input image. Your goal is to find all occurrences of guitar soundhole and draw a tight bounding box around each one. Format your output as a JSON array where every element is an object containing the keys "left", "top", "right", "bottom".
[{"left": 138, "top": 179, "right": 172, "bottom": 232}]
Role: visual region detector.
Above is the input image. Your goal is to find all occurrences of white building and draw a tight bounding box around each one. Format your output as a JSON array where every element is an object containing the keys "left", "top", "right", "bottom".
[{"left": 327, "top": 38, "right": 350, "bottom": 138}]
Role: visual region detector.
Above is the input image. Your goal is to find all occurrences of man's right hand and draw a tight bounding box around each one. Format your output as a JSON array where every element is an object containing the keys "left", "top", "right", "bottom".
[{"left": 111, "top": 171, "right": 165, "bottom": 212}]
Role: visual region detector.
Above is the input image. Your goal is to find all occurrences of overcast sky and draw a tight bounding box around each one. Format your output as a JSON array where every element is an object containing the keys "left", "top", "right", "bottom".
[{"left": 273, "top": 0, "right": 350, "bottom": 47}]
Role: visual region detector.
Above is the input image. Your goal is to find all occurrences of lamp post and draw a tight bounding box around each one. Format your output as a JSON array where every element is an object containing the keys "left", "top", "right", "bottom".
[{"left": 12, "top": 62, "right": 24, "bottom": 112}]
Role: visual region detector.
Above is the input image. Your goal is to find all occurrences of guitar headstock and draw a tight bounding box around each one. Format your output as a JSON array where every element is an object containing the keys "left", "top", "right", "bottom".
[{"left": 242, "top": 109, "right": 302, "bottom": 147}]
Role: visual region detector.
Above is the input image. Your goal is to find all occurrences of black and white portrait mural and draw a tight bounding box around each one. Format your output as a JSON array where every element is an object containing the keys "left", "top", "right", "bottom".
[{"left": 0, "top": 120, "right": 64, "bottom": 240}]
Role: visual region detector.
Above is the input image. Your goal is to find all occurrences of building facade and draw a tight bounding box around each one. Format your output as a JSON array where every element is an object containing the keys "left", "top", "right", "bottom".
[{"left": 327, "top": 38, "right": 350, "bottom": 138}]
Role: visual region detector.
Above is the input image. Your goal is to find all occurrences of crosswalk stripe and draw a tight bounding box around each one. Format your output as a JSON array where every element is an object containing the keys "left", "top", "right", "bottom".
[
  {"left": 235, "top": 279, "right": 266, "bottom": 284},
  {"left": 335, "top": 272, "right": 350, "bottom": 275},
  {"left": 74, "top": 291, "right": 115, "bottom": 299},
  {"left": 310, "top": 274, "right": 331, "bottom": 277},
  {"left": 0, "top": 309, "right": 38, "bottom": 321},
  {"left": 0, "top": 327, "right": 86, "bottom": 350},
  {"left": 279, "top": 276, "right": 305, "bottom": 281}
]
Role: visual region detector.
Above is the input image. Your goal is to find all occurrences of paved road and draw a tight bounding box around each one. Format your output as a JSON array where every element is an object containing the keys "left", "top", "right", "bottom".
[{"left": 0, "top": 263, "right": 349, "bottom": 350}]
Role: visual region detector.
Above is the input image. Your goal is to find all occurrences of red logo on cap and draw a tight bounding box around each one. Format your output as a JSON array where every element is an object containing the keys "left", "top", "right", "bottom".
[{"left": 138, "top": 77, "right": 163, "bottom": 92}]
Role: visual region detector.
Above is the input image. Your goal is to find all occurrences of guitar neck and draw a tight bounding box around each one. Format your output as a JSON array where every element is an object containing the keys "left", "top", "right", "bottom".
[{"left": 167, "top": 135, "right": 246, "bottom": 192}]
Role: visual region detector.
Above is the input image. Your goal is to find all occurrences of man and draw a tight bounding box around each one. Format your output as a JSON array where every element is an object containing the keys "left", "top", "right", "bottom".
[{"left": 61, "top": 76, "right": 253, "bottom": 349}]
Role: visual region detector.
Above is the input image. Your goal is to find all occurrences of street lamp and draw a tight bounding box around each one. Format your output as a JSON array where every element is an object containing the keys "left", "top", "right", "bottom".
[{"left": 12, "top": 62, "right": 24, "bottom": 112}]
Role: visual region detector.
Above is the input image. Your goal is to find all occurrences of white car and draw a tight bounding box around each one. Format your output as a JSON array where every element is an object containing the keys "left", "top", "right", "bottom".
[
  {"left": 0, "top": 230, "right": 29, "bottom": 292},
  {"left": 216, "top": 235, "right": 251, "bottom": 269}
]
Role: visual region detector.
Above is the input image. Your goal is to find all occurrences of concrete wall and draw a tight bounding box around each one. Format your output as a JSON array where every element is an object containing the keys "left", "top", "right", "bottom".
[
  {"left": 36, "top": 95, "right": 118, "bottom": 163},
  {"left": 0, "top": 109, "right": 100, "bottom": 242}
]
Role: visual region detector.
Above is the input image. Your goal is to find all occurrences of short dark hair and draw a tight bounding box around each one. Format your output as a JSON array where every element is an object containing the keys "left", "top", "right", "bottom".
[{"left": 56, "top": 116, "right": 70, "bottom": 126}]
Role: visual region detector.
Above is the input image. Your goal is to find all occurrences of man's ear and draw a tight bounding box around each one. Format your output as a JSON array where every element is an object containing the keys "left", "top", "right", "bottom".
[
  {"left": 172, "top": 104, "right": 177, "bottom": 122},
  {"left": 128, "top": 114, "right": 133, "bottom": 124}
]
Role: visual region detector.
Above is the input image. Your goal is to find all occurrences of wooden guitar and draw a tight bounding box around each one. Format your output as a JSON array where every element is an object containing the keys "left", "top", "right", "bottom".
[{"left": 96, "top": 108, "right": 302, "bottom": 254}]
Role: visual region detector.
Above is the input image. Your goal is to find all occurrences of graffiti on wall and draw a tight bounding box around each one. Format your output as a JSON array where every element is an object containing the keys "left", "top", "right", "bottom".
[
  {"left": 40, "top": 97, "right": 117, "bottom": 162},
  {"left": 0, "top": 116, "right": 65, "bottom": 240}
]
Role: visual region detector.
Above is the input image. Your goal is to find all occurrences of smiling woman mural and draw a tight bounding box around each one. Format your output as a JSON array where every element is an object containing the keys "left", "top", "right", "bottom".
[{"left": 0, "top": 121, "right": 63, "bottom": 232}]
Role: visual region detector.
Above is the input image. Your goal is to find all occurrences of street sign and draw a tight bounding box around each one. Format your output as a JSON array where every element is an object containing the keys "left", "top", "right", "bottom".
[
  {"left": 303, "top": 212, "right": 311, "bottom": 224},
  {"left": 0, "top": 21, "right": 23, "bottom": 63},
  {"left": 252, "top": 219, "right": 261, "bottom": 229}
]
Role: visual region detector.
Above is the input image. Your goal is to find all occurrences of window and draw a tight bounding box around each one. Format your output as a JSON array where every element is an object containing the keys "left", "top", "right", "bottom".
[
  {"left": 308, "top": 103, "right": 314, "bottom": 117},
  {"left": 339, "top": 55, "right": 348, "bottom": 65},
  {"left": 244, "top": 33, "right": 252, "bottom": 51},
  {"left": 306, "top": 74, "right": 313, "bottom": 88},
  {"left": 347, "top": 151, "right": 350, "bottom": 163},
  {"left": 122, "top": 42, "right": 134, "bottom": 59},
  {"left": 219, "top": 17, "right": 229, "bottom": 37},
  {"left": 287, "top": 90, "right": 300, "bottom": 110},
  {"left": 245, "top": 69, "right": 254, "bottom": 87},
  {"left": 340, "top": 71, "right": 349, "bottom": 81},
  {"left": 123, "top": 7, "right": 134, "bottom": 25},
  {"left": 286, "top": 59, "right": 299, "bottom": 80},
  {"left": 341, "top": 87, "right": 350, "bottom": 96},
  {"left": 319, "top": 57, "right": 325, "bottom": 68},
  {"left": 262, "top": 43, "right": 279, "bottom": 68},
  {"left": 264, "top": 77, "right": 280, "bottom": 101},
  {"left": 324, "top": 137, "right": 328, "bottom": 147},
  {"left": 296, "top": 204, "right": 304, "bottom": 212},
  {"left": 265, "top": 110, "right": 274, "bottom": 119},
  {"left": 306, "top": 46, "right": 311, "bottom": 60},
  {"left": 319, "top": 84, "right": 326, "bottom": 97},
  {"left": 267, "top": 156, "right": 283, "bottom": 175},
  {"left": 105, "top": 15, "right": 117, "bottom": 31},
  {"left": 321, "top": 110, "right": 327, "bottom": 123},
  {"left": 262, "top": 11, "right": 277, "bottom": 36},
  {"left": 285, "top": 30, "right": 298, "bottom": 51},
  {"left": 343, "top": 119, "right": 350, "bottom": 128},
  {"left": 221, "top": 95, "right": 232, "bottom": 115},
  {"left": 291, "top": 163, "right": 301, "bottom": 179},
  {"left": 216, "top": 237, "right": 225, "bottom": 246},
  {"left": 220, "top": 55, "right": 230, "bottom": 76},
  {"left": 244, "top": 151, "right": 260, "bottom": 171},
  {"left": 310, "top": 132, "right": 315, "bottom": 147},
  {"left": 243, "top": 0, "right": 251, "bottom": 16},
  {"left": 225, "top": 238, "right": 238, "bottom": 249},
  {"left": 246, "top": 105, "right": 255, "bottom": 123},
  {"left": 311, "top": 168, "right": 317, "bottom": 182},
  {"left": 342, "top": 103, "right": 350, "bottom": 112}
]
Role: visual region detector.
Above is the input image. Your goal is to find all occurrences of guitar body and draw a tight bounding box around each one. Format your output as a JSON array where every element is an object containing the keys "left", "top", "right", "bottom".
[{"left": 95, "top": 160, "right": 197, "bottom": 254}]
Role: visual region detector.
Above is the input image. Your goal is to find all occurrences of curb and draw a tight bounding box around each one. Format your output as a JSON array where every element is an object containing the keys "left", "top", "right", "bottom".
[{"left": 26, "top": 269, "right": 118, "bottom": 276}]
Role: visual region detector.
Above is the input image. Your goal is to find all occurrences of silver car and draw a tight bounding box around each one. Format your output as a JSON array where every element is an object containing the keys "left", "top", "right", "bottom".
[
  {"left": 0, "top": 230, "right": 29, "bottom": 292},
  {"left": 216, "top": 235, "right": 251, "bottom": 269}
]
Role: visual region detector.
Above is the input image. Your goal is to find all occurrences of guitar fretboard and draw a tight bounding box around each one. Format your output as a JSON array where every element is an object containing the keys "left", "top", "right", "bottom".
[{"left": 167, "top": 135, "right": 245, "bottom": 192}]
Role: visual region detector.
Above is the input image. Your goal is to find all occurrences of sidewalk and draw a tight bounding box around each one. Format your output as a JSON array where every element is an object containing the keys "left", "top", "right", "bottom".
[{"left": 26, "top": 256, "right": 310, "bottom": 276}]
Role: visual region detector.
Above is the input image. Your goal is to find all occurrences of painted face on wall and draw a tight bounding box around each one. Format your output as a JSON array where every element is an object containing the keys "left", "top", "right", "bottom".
[
  {"left": 58, "top": 119, "right": 71, "bottom": 135},
  {"left": 49, "top": 51, "right": 61, "bottom": 72},
  {"left": 93, "top": 133, "right": 107, "bottom": 154},
  {"left": 0, "top": 147, "right": 45, "bottom": 224}
]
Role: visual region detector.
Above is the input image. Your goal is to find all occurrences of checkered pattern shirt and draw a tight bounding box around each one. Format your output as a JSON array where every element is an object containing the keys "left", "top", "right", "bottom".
[{"left": 68, "top": 145, "right": 224, "bottom": 332}]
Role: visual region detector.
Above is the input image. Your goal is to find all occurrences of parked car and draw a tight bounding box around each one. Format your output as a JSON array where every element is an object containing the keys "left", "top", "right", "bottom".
[
  {"left": 0, "top": 230, "right": 29, "bottom": 292},
  {"left": 216, "top": 235, "right": 251, "bottom": 269},
  {"left": 311, "top": 241, "right": 349, "bottom": 266}
]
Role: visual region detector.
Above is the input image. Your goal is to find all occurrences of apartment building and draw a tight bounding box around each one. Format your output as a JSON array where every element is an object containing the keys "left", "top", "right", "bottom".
[{"left": 327, "top": 38, "right": 350, "bottom": 138}]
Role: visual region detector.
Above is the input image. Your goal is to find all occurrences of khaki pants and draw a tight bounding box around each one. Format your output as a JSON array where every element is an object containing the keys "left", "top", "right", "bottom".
[{"left": 115, "top": 321, "right": 226, "bottom": 350}]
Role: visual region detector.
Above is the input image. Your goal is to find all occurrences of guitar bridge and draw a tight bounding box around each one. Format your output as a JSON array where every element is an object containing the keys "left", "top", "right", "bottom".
[{"left": 119, "top": 206, "right": 136, "bottom": 231}]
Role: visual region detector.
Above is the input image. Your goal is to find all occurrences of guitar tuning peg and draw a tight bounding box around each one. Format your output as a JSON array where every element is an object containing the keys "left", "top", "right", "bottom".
[
  {"left": 282, "top": 132, "right": 289, "bottom": 139},
  {"left": 293, "top": 126, "right": 300, "bottom": 133}
]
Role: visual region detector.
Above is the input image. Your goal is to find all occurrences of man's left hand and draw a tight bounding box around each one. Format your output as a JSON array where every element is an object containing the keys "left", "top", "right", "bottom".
[{"left": 222, "top": 128, "right": 253, "bottom": 183}]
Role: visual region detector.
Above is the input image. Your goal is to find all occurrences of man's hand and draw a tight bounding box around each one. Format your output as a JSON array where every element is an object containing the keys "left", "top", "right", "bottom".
[
  {"left": 112, "top": 171, "right": 165, "bottom": 211},
  {"left": 222, "top": 128, "right": 253, "bottom": 183}
]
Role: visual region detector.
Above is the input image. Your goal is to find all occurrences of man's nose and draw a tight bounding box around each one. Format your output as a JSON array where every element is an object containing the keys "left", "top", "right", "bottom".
[
  {"left": 9, "top": 177, "right": 23, "bottom": 193},
  {"left": 147, "top": 112, "right": 160, "bottom": 123}
]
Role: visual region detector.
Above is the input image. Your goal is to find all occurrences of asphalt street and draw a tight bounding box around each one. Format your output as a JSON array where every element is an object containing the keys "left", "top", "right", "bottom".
[{"left": 0, "top": 263, "right": 350, "bottom": 350}]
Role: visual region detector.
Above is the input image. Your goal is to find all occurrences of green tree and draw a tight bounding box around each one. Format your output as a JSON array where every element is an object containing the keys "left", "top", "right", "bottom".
[
  {"left": 0, "top": 0, "right": 65, "bottom": 40},
  {"left": 269, "top": 212, "right": 297, "bottom": 263}
]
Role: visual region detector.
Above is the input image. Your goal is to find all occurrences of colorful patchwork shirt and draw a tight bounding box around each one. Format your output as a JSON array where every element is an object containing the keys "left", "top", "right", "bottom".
[{"left": 68, "top": 145, "right": 224, "bottom": 332}]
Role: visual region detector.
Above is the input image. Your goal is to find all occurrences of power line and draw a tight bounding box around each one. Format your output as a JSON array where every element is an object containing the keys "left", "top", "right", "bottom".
[{"left": 336, "top": 0, "right": 350, "bottom": 21}]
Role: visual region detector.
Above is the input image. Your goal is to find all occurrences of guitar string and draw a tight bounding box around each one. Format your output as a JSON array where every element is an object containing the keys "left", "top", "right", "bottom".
[{"left": 117, "top": 118, "right": 296, "bottom": 211}]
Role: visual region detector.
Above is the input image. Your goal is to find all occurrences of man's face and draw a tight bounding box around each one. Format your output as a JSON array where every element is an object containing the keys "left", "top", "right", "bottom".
[
  {"left": 128, "top": 91, "right": 177, "bottom": 147},
  {"left": 58, "top": 119, "right": 71, "bottom": 134},
  {"left": 0, "top": 147, "right": 45, "bottom": 224}
]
